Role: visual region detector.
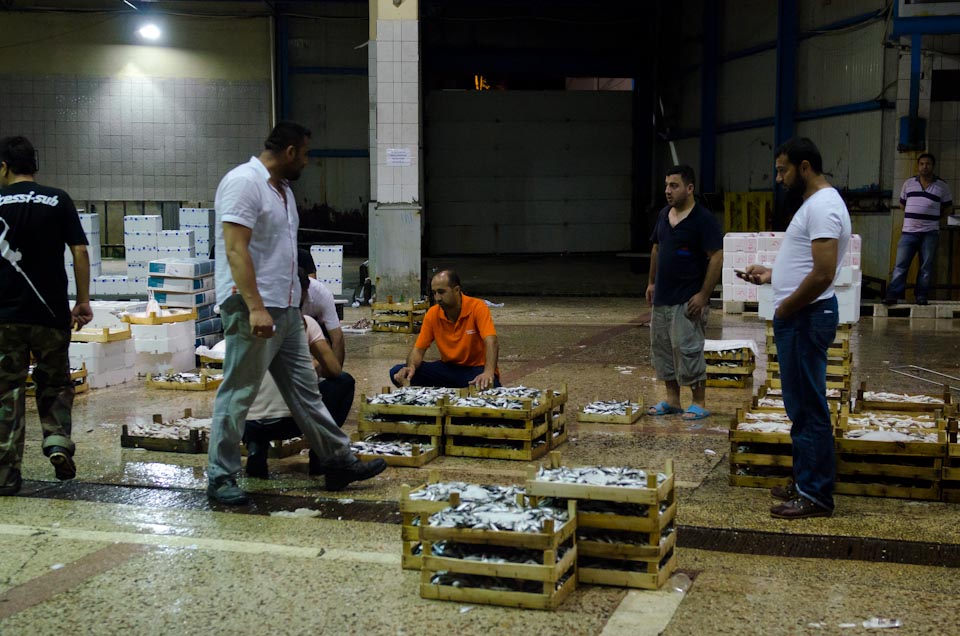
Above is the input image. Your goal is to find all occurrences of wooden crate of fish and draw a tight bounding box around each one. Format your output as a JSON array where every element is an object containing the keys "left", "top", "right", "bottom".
[
  {"left": 943, "top": 421, "right": 960, "bottom": 503},
  {"left": 371, "top": 299, "right": 428, "bottom": 334},
  {"left": 445, "top": 432, "right": 551, "bottom": 462},
  {"left": 855, "top": 382, "right": 950, "bottom": 414},
  {"left": 419, "top": 499, "right": 577, "bottom": 610},
  {"left": 705, "top": 347, "right": 755, "bottom": 364},
  {"left": 120, "top": 408, "right": 207, "bottom": 454},
  {"left": 764, "top": 321, "right": 851, "bottom": 342},
  {"left": 729, "top": 408, "right": 794, "bottom": 489},
  {"left": 240, "top": 436, "right": 309, "bottom": 459},
  {"left": 399, "top": 475, "right": 527, "bottom": 570},
  {"left": 706, "top": 374, "right": 752, "bottom": 389},
  {"left": 146, "top": 370, "right": 223, "bottom": 391},
  {"left": 549, "top": 405, "right": 568, "bottom": 449},
  {"left": 121, "top": 307, "right": 198, "bottom": 325},
  {"left": 766, "top": 370, "right": 850, "bottom": 392},
  {"left": 351, "top": 432, "right": 440, "bottom": 468},
  {"left": 26, "top": 363, "right": 88, "bottom": 397},
  {"left": 359, "top": 386, "right": 455, "bottom": 437},
  {"left": 753, "top": 383, "right": 847, "bottom": 409},
  {"left": 833, "top": 411, "right": 946, "bottom": 501},
  {"left": 525, "top": 453, "right": 677, "bottom": 590},
  {"left": 766, "top": 338, "right": 850, "bottom": 361},
  {"left": 577, "top": 398, "right": 644, "bottom": 425}
]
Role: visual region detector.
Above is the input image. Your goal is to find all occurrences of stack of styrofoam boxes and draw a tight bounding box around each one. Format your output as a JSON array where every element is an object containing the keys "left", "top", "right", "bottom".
[
  {"left": 122, "top": 214, "right": 162, "bottom": 298},
  {"left": 179, "top": 208, "right": 215, "bottom": 260},
  {"left": 66, "top": 213, "right": 102, "bottom": 297},
  {"left": 131, "top": 319, "right": 197, "bottom": 375},
  {"left": 722, "top": 232, "right": 759, "bottom": 309},
  {"left": 836, "top": 234, "right": 862, "bottom": 324},
  {"left": 69, "top": 301, "right": 139, "bottom": 389},
  {"left": 147, "top": 256, "right": 221, "bottom": 349},
  {"left": 311, "top": 245, "right": 344, "bottom": 295},
  {"left": 754, "top": 232, "right": 785, "bottom": 320}
]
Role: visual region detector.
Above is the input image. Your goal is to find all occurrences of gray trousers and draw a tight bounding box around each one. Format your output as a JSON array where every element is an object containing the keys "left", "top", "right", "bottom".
[{"left": 206, "top": 295, "right": 352, "bottom": 484}]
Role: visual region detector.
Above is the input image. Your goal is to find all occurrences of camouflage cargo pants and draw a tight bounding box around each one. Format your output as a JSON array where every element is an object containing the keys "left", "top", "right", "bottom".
[{"left": 0, "top": 324, "right": 76, "bottom": 487}]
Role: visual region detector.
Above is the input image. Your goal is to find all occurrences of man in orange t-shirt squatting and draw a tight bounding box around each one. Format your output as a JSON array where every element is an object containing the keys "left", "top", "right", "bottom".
[{"left": 391, "top": 269, "right": 500, "bottom": 389}]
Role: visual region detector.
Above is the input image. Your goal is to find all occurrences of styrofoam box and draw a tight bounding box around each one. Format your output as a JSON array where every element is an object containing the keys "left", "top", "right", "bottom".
[
  {"left": 124, "top": 232, "right": 158, "bottom": 248},
  {"left": 148, "top": 275, "right": 213, "bottom": 293},
  {"left": 757, "top": 232, "right": 785, "bottom": 252},
  {"left": 132, "top": 321, "right": 196, "bottom": 341},
  {"left": 723, "top": 284, "right": 758, "bottom": 302},
  {"left": 133, "top": 350, "right": 196, "bottom": 375},
  {"left": 722, "top": 268, "right": 742, "bottom": 285},
  {"left": 134, "top": 333, "right": 195, "bottom": 355},
  {"left": 126, "top": 246, "right": 159, "bottom": 264},
  {"left": 127, "top": 262, "right": 148, "bottom": 276},
  {"left": 196, "top": 302, "right": 216, "bottom": 321},
  {"left": 129, "top": 276, "right": 149, "bottom": 293},
  {"left": 148, "top": 257, "right": 215, "bottom": 278},
  {"left": 87, "top": 301, "right": 146, "bottom": 328},
  {"left": 318, "top": 277, "right": 343, "bottom": 295},
  {"left": 178, "top": 208, "right": 215, "bottom": 226},
  {"left": 841, "top": 251, "right": 862, "bottom": 268},
  {"left": 837, "top": 283, "right": 862, "bottom": 324},
  {"left": 154, "top": 290, "right": 216, "bottom": 307},
  {"left": 722, "top": 232, "right": 758, "bottom": 253},
  {"left": 92, "top": 275, "right": 125, "bottom": 296},
  {"left": 181, "top": 224, "right": 212, "bottom": 242},
  {"left": 850, "top": 234, "right": 862, "bottom": 255},
  {"left": 67, "top": 278, "right": 76, "bottom": 296},
  {"left": 195, "top": 316, "right": 222, "bottom": 336},
  {"left": 158, "top": 230, "right": 195, "bottom": 249},
  {"left": 195, "top": 238, "right": 211, "bottom": 258},
  {"left": 123, "top": 215, "right": 162, "bottom": 233},
  {"left": 87, "top": 367, "right": 137, "bottom": 390},
  {"left": 158, "top": 246, "right": 196, "bottom": 259},
  {"left": 79, "top": 213, "right": 99, "bottom": 234},
  {"left": 311, "top": 244, "right": 344, "bottom": 265},
  {"left": 757, "top": 251, "right": 778, "bottom": 267},
  {"left": 836, "top": 266, "right": 862, "bottom": 287},
  {"left": 195, "top": 333, "right": 223, "bottom": 349},
  {"left": 722, "top": 252, "right": 757, "bottom": 269},
  {"left": 758, "top": 284, "right": 775, "bottom": 320}
]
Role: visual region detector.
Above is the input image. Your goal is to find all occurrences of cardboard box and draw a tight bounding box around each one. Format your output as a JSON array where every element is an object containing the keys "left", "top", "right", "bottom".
[
  {"left": 153, "top": 290, "right": 216, "bottom": 307},
  {"left": 148, "top": 257, "right": 215, "bottom": 278},
  {"left": 147, "top": 275, "right": 213, "bottom": 293},
  {"left": 195, "top": 316, "right": 222, "bottom": 336},
  {"left": 195, "top": 333, "right": 223, "bottom": 349},
  {"left": 196, "top": 302, "right": 217, "bottom": 321}
]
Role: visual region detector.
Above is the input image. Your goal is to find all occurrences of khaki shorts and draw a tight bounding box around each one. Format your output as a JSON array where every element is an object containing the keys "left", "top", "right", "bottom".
[{"left": 650, "top": 304, "right": 708, "bottom": 386}]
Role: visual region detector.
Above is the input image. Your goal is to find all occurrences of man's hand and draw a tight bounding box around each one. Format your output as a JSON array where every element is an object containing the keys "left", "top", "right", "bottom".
[
  {"left": 71, "top": 302, "right": 93, "bottom": 331},
  {"left": 686, "top": 291, "right": 710, "bottom": 318},
  {"left": 249, "top": 307, "right": 275, "bottom": 338},
  {"left": 738, "top": 264, "right": 771, "bottom": 286},
  {"left": 645, "top": 283, "right": 655, "bottom": 305},
  {"left": 393, "top": 365, "right": 415, "bottom": 386},
  {"left": 469, "top": 370, "right": 496, "bottom": 390}
]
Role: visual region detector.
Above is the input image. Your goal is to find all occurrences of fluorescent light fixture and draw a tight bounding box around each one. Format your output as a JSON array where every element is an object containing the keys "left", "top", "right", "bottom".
[
  {"left": 138, "top": 23, "right": 161, "bottom": 40},
  {"left": 123, "top": 0, "right": 138, "bottom": 9}
]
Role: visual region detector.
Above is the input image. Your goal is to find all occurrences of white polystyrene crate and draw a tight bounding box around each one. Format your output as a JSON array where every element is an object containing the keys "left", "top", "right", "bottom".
[
  {"left": 123, "top": 215, "right": 162, "bottom": 233},
  {"left": 317, "top": 278, "right": 342, "bottom": 295},
  {"left": 835, "top": 266, "right": 862, "bottom": 287},
  {"left": 158, "top": 230, "right": 195, "bottom": 249},
  {"left": 131, "top": 321, "right": 195, "bottom": 341},
  {"left": 79, "top": 213, "right": 99, "bottom": 234},
  {"left": 722, "top": 268, "right": 740, "bottom": 285},
  {"left": 722, "top": 233, "right": 758, "bottom": 253},
  {"left": 757, "top": 251, "right": 778, "bottom": 267},
  {"left": 158, "top": 246, "right": 197, "bottom": 259},
  {"left": 133, "top": 333, "right": 195, "bottom": 355},
  {"left": 837, "top": 283, "right": 861, "bottom": 324},
  {"left": 722, "top": 252, "right": 757, "bottom": 269},
  {"left": 757, "top": 232, "right": 786, "bottom": 252},
  {"left": 758, "top": 284, "right": 775, "bottom": 320},
  {"left": 850, "top": 234, "right": 862, "bottom": 255},
  {"left": 311, "top": 244, "right": 344, "bottom": 266},
  {"left": 133, "top": 350, "right": 196, "bottom": 375},
  {"left": 723, "top": 284, "right": 758, "bottom": 302},
  {"left": 178, "top": 208, "right": 214, "bottom": 226}
]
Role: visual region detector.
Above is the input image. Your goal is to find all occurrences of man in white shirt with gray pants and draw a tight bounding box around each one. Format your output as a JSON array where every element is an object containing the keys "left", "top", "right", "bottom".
[
  {"left": 740, "top": 137, "right": 851, "bottom": 520},
  {"left": 206, "top": 122, "right": 385, "bottom": 505}
]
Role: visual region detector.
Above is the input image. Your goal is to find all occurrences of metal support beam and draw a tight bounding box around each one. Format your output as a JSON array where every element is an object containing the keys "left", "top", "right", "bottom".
[
  {"left": 774, "top": 0, "right": 798, "bottom": 150},
  {"left": 700, "top": 0, "right": 719, "bottom": 193},
  {"left": 277, "top": 13, "right": 290, "bottom": 120},
  {"left": 892, "top": 16, "right": 960, "bottom": 37},
  {"left": 289, "top": 66, "right": 368, "bottom": 76},
  {"left": 910, "top": 33, "right": 922, "bottom": 120}
]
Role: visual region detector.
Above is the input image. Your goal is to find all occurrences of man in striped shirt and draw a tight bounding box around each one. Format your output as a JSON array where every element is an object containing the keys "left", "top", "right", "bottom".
[{"left": 884, "top": 153, "right": 953, "bottom": 306}]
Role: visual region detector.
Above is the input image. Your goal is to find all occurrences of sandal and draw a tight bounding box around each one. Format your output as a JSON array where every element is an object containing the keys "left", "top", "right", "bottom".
[
  {"left": 648, "top": 400, "right": 683, "bottom": 416},
  {"left": 682, "top": 404, "right": 711, "bottom": 420}
]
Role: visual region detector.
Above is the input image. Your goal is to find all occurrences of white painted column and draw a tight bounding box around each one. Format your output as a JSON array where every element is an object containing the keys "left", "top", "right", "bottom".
[{"left": 368, "top": 0, "right": 422, "bottom": 300}]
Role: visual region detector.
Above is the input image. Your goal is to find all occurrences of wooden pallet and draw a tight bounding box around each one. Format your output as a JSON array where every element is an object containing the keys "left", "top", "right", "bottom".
[
  {"left": 351, "top": 432, "right": 440, "bottom": 468},
  {"left": 728, "top": 407, "right": 794, "bottom": 488},
  {"left": 120, "top": 409, "right": 206, "bottom": 454},
  {"left": 121, "top": 307, "right": 198, "bottom": 325},
  {"left": 855, "top": 381, "right": 950, "bottom": 414},
  {"left": 71, "top": 324, "right": 132, "bottom": 343},
  {"left": 146, "top": 371, "right": 222, "bottom": 392},
  {"left": 577, "top": 397, "right": 644, "bottom": 425},
  {"left": 419, "top": 500, "right": 577, "bottom": 610}
]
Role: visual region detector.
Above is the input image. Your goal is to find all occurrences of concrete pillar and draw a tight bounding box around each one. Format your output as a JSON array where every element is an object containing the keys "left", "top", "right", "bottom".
[{"left": 368, "top": 0, "right": 422, "bottom": 301}]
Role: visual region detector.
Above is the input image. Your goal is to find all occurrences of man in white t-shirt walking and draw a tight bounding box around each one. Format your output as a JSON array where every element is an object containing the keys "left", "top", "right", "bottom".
[{"left": 740, "top": 137, "right": 851, "bottom": 520}]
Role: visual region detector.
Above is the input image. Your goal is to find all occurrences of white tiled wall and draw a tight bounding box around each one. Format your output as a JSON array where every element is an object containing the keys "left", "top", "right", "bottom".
[
  {"left": 0, "top": 75, "right": 271, "bottom": 201},
  {"left": 373, "top": 19, "right": 420, "bottom": 204}
]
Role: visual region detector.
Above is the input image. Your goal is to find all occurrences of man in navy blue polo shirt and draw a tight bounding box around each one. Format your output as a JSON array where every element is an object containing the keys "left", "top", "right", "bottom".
[
  {"left": 884, "top": 153, "right": 953, "bottom": 306},
  {"left": 645, "top": 165, "right": 723, "bottom": 420}
]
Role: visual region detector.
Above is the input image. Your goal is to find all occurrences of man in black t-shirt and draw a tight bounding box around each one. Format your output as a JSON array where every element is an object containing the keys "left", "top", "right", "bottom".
[
  {"left": 0, "top": 136, "right": 93, "bottom": 495},
  {"left": 645, "top": 165, "right": 723, "bottom": 421}
]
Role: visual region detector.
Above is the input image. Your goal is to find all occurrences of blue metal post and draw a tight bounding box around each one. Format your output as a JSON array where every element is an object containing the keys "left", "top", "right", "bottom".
[
  {"left": 774, "top": 0, "right": 798, "bottom": 150},
  {"left": 910, "top": 33, "right": 921, "bottom": 120},
  {"left": 700, "top": 0, "right": 718, "bottom": 193}
]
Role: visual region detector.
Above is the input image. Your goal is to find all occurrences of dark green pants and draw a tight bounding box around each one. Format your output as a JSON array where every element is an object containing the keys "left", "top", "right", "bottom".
[{"left": 0, "top": 324, "right": 76, "bottom": 487}]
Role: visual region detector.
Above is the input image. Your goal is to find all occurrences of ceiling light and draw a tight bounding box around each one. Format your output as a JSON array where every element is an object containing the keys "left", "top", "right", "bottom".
[{"left": 138, "top": 24, "right": 161, "bottom": 40}]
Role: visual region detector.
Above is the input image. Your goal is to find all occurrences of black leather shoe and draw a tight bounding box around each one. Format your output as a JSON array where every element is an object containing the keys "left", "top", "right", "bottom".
[
  {"left": 245, "top": 441, "right": 270, "bottom": 479},
  {"left": 0, "top": 470, "right": 22, "bottom": 496},
  {"left": 48, "top": 446, "right": 76, "bottom": 481},
  {"left": 308, "top": 450, "right": 324, "bottom": 476},
  {"left": 323, "top": 457, "right": 387, "bottom": 491},
  {"left": 770, "top": 496, "right": 832, "bottom": 519}
]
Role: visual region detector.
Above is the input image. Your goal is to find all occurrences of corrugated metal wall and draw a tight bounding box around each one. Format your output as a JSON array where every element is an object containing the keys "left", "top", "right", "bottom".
[{"left": 424, "top": 91, "right": 632, "bottom": 255}]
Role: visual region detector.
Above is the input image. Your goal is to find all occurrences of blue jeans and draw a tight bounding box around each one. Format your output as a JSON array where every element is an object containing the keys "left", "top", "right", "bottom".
[
  {"left": 389, "top": 361, "right": 501, "bottom": 389},
  {"left": 207, "top": 295, "right": 353, "bottom": 485},
  {"left": 887, "top": 230, "right": 939, "bottom": 301},
  {"left": 773, "top": 296, "right": 839, "bottom": 511}
]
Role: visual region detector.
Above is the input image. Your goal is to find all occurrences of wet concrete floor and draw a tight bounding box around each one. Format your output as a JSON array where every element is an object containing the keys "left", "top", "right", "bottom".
[{"left": 3, "top": 298, "right": 960, "bottom": 635}]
